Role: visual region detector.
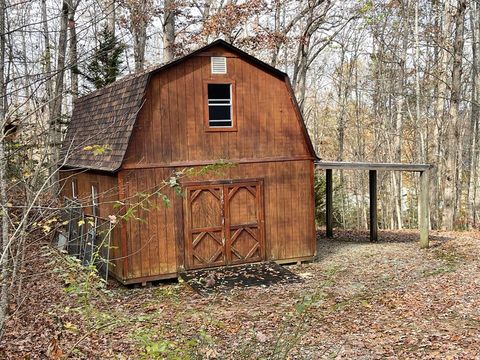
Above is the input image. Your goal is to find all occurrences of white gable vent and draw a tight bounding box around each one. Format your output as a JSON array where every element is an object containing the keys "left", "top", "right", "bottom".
[{"left": 211, "top": 57, "right": 227, "bottom": 74}]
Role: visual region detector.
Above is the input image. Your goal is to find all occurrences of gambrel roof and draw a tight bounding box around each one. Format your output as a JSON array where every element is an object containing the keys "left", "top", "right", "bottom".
[
  {"left": 60, "top": 74, "right": 149, "bottom": 172},
  {"left": 60, "top": 40, "right": 317, "bottom": 172}
]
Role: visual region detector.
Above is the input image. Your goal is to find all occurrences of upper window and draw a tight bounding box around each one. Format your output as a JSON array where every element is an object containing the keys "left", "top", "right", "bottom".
[{"left": 207, "top": 83, "right": 233, "bottom": 128}]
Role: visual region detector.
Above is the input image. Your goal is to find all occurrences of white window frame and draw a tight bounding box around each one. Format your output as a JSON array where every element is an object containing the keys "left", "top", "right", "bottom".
[
  {"left": 207, "top": 84, "right": 233, "bottom": 128},
  {"left": 71, "top": 180, "right": 77, "bottom": 198}
]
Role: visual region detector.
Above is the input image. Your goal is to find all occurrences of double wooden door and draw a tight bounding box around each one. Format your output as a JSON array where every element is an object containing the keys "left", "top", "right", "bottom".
[{"left": 184, "top": 180, "right": 265, "bottom": 270}]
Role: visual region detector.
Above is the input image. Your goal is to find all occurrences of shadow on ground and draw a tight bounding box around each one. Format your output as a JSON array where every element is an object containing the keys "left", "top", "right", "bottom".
[{"left": 315, "top": 229, "right": 453, "bottom": 262}]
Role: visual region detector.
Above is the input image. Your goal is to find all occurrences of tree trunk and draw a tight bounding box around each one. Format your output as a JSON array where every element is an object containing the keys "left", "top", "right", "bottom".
[
  {"left": 106, "top": 0, "right": 115, "bottom": 36},
  {"left": 133, "top": 19, "right": 147, "bottom": 71},
  {"left": 13, "top": 189, "right": 30, "bottom": 307},
  {"left": 393, "top": 91, "right": 404, "bottom": 229},
  {"left": 392, "top": 4, "right": 409, "bottom": 230},
  {"left": 163, "top": 0, "right": 175, "bottom": 62},
  {"left": 444, "top": 0, "right": 466, "bottom": 230},
  {"left": 467, "top": 0, "right": 480, "bottom": 227},
  {"left": 48, "top": 0, "right": 69, "bottom": 192},
  {"left": 336, "top": 46, "right": 346, "bottom": 161},
  {"left": 41, "top": 0, "right": 53, "bottom": 117},
  {"left": 68, "top": 0, "right": 79, "bottom": 101},
  {"left": 292, "top": 33, "right": 309, "bottom": 111},
  {"left": 200, "top": 0, "right": 213, "bottom": 43},
  {"left": 415, "top": 0, "right": 425, "bottom": 163},
  {"left": 271, "top": 0, "right": 282, "bottom": 67},
  {"left": 0, "top": 0, "right": 9, "bottom": 333},
  {"left": 336, "top": 43, "right": 354, "bottom": 229},
  {"left": 433, "top": 0, "right": 451, "bottom": 229}
]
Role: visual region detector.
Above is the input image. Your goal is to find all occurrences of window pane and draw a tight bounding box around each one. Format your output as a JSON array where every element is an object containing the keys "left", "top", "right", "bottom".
[
  {"left": 209, "top": 105, "right": 231, "bottom": 121},
  {"left": 208, "top": 84, "right": 230, "bottom": 100}
]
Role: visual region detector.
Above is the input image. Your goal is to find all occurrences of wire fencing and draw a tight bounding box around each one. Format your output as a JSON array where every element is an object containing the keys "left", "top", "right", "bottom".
[{"left": 56, "top": 197, "right": 112, "bottom": 281}]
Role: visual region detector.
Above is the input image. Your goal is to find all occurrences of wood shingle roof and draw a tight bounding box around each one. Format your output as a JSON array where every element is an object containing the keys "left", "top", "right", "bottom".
[{"left": 60, "top": 73, "right": 149, "bottom": 172}]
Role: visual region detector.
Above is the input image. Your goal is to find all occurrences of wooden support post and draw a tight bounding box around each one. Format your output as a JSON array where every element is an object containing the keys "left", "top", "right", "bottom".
[
  {"left": 419, "top": 170, "right": 430, "bottom": 248},
  {"left": 326, "top": 169, "right": 333, "bottom": 238},
  {"left": 369, "top": 170, "right": 378, "bottom": 241}
]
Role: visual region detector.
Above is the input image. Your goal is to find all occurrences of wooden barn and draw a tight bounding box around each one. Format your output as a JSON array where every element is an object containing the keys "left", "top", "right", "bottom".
[{"left": 59, "top": 40, "right": 318, "bottom": 285}]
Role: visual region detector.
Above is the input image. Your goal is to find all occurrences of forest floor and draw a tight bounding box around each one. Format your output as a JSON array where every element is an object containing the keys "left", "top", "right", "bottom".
[{"left": 2, "top": 229, "right": 480, "bottom": 359}]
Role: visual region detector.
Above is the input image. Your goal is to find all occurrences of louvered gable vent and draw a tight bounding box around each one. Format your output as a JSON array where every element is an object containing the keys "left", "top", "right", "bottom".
[{"left": 211, "top": 57, "right": 227, "bottom": 74}]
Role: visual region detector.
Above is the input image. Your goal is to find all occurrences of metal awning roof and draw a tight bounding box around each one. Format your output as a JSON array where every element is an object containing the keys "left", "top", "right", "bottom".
[{"left": 315, "top": 161, "right": 433, "bottom": 172}]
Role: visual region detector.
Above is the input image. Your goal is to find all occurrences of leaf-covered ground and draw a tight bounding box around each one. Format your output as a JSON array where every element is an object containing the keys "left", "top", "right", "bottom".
[{"left": 2, "top": 230, "right": 480, "bottom": 359}]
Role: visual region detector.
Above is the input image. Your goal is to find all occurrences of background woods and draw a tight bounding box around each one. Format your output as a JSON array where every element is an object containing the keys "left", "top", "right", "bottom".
[{"left": 0, "top": 0, "right": 480, "bottom": 334}]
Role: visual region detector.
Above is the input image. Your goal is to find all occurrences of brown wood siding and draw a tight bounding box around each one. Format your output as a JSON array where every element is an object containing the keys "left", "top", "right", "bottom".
[
  {"left": 119, "top": 160, "right": 315, "bottom": 281},
  {"left": 59, "top": 171, "right": 123, "bottom": 279},
  {"left": 123, "top": 48, "right": 311, "bottom": 167},
  {"left": 119, "top": 168, "right": 178, "bottom": 280}
]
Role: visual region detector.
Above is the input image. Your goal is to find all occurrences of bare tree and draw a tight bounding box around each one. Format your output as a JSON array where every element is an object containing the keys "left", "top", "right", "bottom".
[
  {"left": 163, "top": 0, "right": 176, "bottom": 62},
  {"left": 121, "top": 0, "right": 153, "bottom": 71},
  {"left": 68, "top": 0, "right": 80, "bottom": 100},
  {"left": 444, "top": 0, "right": 466, "bottom": 230},
  {"left": 0, "top": 0, "right": 8, "bottom": 333},
  {"left": 467, "top": 0, "right": 480, "bottom": 227},
  {"left": 49, "top": 0, "right": 69, "bottom": 188},
  {"left": 106, "top": 0, "right": 116, "bottom": 36},
  {"left": 41, "top": 0, "right": 53, "bottom": 116}
]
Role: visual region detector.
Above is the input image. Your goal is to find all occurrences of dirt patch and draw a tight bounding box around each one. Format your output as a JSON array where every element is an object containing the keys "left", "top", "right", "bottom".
[{"left": 180, "top": 262, "right": 303, "bottom": 296}]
